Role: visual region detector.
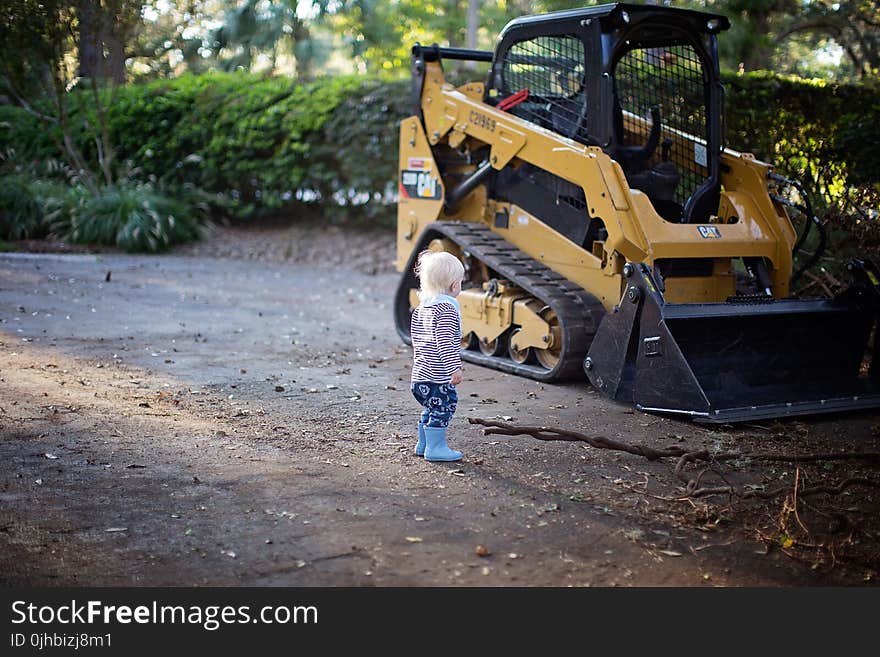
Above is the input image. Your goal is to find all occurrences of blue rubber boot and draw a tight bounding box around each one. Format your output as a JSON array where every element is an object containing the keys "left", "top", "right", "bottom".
[
  {"left": 414, "top": 421, "right": 426, "bottom": 456},
  {"left": 424, "top": 426, "right": 462, "bottom": 462}
]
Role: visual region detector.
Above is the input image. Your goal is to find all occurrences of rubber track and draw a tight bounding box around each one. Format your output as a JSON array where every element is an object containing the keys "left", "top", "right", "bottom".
[{"left": 394, "top": 221, "right": 605, "bottom": 382}]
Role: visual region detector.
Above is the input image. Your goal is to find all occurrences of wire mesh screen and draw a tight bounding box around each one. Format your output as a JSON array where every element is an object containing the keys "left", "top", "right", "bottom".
[
  {"left": 501, "top": 35, "right": 588, "bottom": 142},
  {"left": 614, "top": 43, "right": 708, "bottom": 207}
]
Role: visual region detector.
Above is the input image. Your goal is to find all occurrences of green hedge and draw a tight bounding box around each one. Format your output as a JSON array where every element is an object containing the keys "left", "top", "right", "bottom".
[
  {"left": 723, "top": 72, "right": 880, "bottom": 258},
  {"left": 723, "top": 72, "right": 880, "bottom": 197},
  {"left": 109, "top": 73, "right": 382, "bottom": 216},
  {"left": 0, "top": 73, "right": 411, "bottom": 223},
  {"left": 0, "top": 71, "right": 876, "bottom": 234}
]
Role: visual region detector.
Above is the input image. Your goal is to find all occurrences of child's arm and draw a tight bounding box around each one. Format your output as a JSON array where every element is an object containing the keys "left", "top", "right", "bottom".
[{"left": 436, "top": 304, "right": 463, "bottom": 384}]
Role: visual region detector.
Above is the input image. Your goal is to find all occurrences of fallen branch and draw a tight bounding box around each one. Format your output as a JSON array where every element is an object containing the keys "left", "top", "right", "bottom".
[
  {"left": 802, "top": 270, "right": 834, "bottom": 297},
  {"left": 471, "top": 418, "right": 694, "bottom": 460},
  {"left": 469, "top": 417, "right": 880, "bottom": 500},
  {"left": 684, "top": 477, "right": 880, "bottom": 500},
  {"left": 792, "top": 468, "right": 810, "bottom": 536},
  {"left": 469, "top": 417, "right": 880, "bottom": 464}
]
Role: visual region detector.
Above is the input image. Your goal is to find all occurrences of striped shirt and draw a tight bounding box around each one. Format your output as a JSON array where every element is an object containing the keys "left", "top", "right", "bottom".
[{"left": 411, "top": 295, "right": 462, "bottom": 383}]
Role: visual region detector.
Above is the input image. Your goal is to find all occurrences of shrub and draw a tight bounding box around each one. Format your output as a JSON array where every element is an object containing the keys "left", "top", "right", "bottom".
[
  {"left": 723, "top": 72, "right": 880, "bottom": 196},
  {"left": 0, "top": 173, "right": 45, "bottom": 240},
  {"left": 722, "top": 72, "right": 880, "bottom": 265},
  {"left": 50, "top": 183, "right": 202, "bottom": 253},
  {"left": 0, "top": 106, "right": 57, "bottom": 161},
  {"left": 106, "top": 72, "right": 369, "bottom": 218},
  {"left": 305, "top": 78, "right": 410, "bottom": 226}
]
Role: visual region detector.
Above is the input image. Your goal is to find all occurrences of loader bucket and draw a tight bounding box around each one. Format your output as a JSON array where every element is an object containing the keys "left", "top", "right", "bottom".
[{"left": 585, "top": 262, "right": 880, "bottom": 423}]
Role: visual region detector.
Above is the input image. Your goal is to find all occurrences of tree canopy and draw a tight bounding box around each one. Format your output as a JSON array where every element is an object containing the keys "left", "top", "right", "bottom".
[{"left": 120, "top": 1, "right": 880, "bottom": 81}]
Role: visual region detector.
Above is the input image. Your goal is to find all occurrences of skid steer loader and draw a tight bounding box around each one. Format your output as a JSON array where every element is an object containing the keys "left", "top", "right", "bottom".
[{"left": 393, "top": 2, "right": 880, "bottom": 423}]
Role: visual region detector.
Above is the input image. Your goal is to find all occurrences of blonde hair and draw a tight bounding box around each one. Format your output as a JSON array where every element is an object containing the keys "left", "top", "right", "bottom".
[{"left": 415, "top": 250, "right": 465, "bottom": 302}]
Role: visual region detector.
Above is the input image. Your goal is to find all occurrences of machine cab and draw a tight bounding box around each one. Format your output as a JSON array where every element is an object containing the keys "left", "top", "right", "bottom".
[{"left": 486, "top": 2, "right": 730, "bottom": 224}]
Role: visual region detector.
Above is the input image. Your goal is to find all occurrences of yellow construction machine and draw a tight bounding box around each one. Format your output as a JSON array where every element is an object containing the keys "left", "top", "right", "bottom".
[{"left": 393, "top": 2, "right": 880, "bottom": 423}]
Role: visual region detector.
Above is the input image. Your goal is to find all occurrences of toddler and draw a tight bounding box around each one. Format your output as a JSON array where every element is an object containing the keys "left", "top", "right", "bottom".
[{"left": 410, "top": 250, "right": 466, "bottom": 462}]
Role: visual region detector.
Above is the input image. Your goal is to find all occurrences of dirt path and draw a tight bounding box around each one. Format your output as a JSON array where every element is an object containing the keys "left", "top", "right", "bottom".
[{"left": 1, "top": 238, "right": 878, "bottom": 586}]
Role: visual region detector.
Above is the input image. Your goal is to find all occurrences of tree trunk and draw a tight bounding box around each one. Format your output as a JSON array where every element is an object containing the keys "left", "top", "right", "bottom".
[
  {"left": 78, "top": 0, "right": 103, "bottom": 80},
  {"left": 446, "top": 0, "right": 460, "bottom": 46},
  {"left": 466, "top": 0, "right": 480, "bottom": 50},
  {"left": 105, "top": 25, "right": 126, "bottom": 84},
  {"left": 740, "top": 14, "right": 773, "bottom": 72},
  {"left": 464, "top": 0, "right": 481, "bottom": 69},
  {"left": 78, "top": 1, "right": 129, "bottom": 84}
]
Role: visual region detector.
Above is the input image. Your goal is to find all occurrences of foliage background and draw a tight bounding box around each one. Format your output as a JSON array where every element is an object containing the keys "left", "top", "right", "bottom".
[
  {"left": 3, "top": 70, "right": 877, "bottom": 230},
  {"left": 0, "top": 0, "right": 878, "bottom": 258}
]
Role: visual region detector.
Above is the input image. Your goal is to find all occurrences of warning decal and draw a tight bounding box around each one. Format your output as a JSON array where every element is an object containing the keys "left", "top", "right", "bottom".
[
  {"left": 407, "top": 158, "right": 431, "bottom": 171},
  {"left": 401, "top": 170, "right": 442, "bottom": 200}
]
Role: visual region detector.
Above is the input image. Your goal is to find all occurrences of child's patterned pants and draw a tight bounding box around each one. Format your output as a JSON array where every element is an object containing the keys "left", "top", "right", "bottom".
[{"left": 411, "top": 382, "right": 458, "bottom": 428}]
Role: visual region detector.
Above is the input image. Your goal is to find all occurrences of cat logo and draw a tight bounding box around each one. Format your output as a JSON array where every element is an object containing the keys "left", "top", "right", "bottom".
[
  {"left": 698, "top": 226, "right": 721, "bottom": 239},
  {"left": 400, "top": 170, "right": 442, "bottom": 200},
  {"left": 416, "top": 172, "right": 437, "bottom": 198}
]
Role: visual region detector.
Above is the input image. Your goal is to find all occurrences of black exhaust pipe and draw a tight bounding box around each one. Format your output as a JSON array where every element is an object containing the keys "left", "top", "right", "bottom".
[{"left": 444, "top": 160, "right": 493, "bottom": 213}]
